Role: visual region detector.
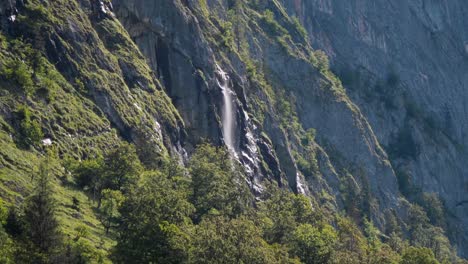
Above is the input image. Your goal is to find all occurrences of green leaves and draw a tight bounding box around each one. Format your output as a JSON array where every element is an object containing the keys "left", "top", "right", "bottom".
[
  {"left": 190, "top": 216, "right": 285, "bottom": 264},
  {"left": 99, "top": 189, "right": 124, "bottom": 234},
  {"left": 401, "top": 247, "right": 440, "bottom": 264},
  {"left": 189, "top": 143, "right": 252, "bottom": 220},
  {"left": 113, "top": 171, "right": 194, "bottom": 263},
  {"left": 290, "top": 224, "right": 337, "bottom": 264}
]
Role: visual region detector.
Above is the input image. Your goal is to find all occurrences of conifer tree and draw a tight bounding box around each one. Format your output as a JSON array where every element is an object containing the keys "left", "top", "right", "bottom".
[{"left": 24, "top": 161, "right": 61, "bottom": 257}]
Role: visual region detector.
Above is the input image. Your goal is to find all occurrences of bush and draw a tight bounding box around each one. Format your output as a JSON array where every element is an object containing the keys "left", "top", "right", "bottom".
[
  {"left": 15, "top": 106, "right": 43, "bottom": 148},
  {"left": 400, "top": 247, "right": 439, "bottom": 264},
  {"left": 417, "top": 193, "right": 446, "bottom": 228},
  {"left": 262, "top": 10, "right": 288, "bottom": 36},
  {"left": 292, "top": 16, "right": 307, "bottom": 39},
  {"left": 314, "top": 50, "right": 330, "bottom": 71},
  {"left": 1, "top": 60, "right": 34, "bottom": 95}
]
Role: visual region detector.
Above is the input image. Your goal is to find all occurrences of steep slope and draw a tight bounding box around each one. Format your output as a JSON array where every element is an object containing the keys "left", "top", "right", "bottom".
[
  {"left": 113, "top": 0, "right": 401, "bottom": 228},
  {"left": 278, "top": 0, "right": 468, "bottom": 255},
  {"left": 0, "top": 0, "right": 184, "bottom": 259},
  {"left": 0, "top": 0, "right": 465, "bottom": 261},
  {"left": 113, "top": 0, "right": 466, "bottom": 257}
]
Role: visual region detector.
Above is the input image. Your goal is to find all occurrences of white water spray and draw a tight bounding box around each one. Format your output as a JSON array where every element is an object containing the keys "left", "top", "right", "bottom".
[{"left": 216, "top": 65, "right": 236, "bottom": 152}]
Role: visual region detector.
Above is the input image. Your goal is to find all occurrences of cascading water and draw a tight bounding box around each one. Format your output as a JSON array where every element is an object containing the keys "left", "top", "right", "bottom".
[
  {"left": 215, "top": 65, "right": 263, "bottom": 192},
  {"left": 216, "top": 65, "right": 236, "bottom": 153}
]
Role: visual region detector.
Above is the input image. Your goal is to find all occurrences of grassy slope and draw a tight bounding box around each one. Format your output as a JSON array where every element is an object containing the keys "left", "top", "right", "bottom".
[{"left": 0, "top": 0, "right": 184, "bottom": 260}]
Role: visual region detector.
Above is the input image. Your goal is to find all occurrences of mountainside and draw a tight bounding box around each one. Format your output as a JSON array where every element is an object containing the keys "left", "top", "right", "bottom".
[
  {"left": 278, "top": 0, "right": 468, "bottom": 253},
  {"left": 0, "top": 0, "right": 466, "bottom": 263}
]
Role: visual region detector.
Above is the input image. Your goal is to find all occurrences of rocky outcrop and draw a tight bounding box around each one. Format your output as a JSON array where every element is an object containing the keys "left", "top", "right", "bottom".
[
  {"left": 2, "top": 0, "right": 463, "bottom": 257},
  {"left": 112, "top": 0, "right": 403, "bottom": 231},
  {"left": 112, "top": 0, "right": 468, "bottom": 255},
  {"left": 112, "top": 0, "right": 291, "bottom": 188},
  {"left": 279, "top": 0, "right": 468, "bottom": 255}
]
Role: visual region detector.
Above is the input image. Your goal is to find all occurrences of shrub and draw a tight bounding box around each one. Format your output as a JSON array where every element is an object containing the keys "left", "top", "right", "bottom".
[
  {"left": 292, "top": 16, "right": 307, "bottom": 39},
  {"left": 400, "top": 247, "right": 439, "bottom": 264},
  {"left": 15, "top": 106, "right": 43, "bottom": 148},
  {"left": 314, "top": 50, "right": 330, "bottom": 71},
  {"left": 262, "top": 10, "right": 288, "bottom": 36},
  {"left": 1, "top": 60, "right": 34, "bottom": 95}
]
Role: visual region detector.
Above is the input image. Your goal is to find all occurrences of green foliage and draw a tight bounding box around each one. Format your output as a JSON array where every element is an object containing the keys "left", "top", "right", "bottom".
[
  {"left": 276, "top": 90, "right": 301, "bottom": 131},
  {"left": 23, "top": 161, "right": 62, "bottom": 260},
  {"left": 259, "top": 184, "right": 322, "bottom": 245},
  {"left": 14, "top": 106, "right": 43, "bottom": 148},
  {"left": 0, "top": 198, "right": 7, "bottom": 225},
  {"left": 290, "top": 223, "right": 337, "bottom": 264},
  {"left": 68, "top": 238, "right": 109, "bottom": 264},
  {"left": 261, "top": 10, "right": 288, "bottom": 36},
  {"left": 71, "top": 142, "right": 142, "bottom": 213},
  {"left": 0, "top": 60, "right": 34, "bottom": 95},
  {"left": 189, "top": 144, "right": 252, "bottom": 220},
  {"left": 417, "top": 193, "right": 446, "bottom": 228},
  {"left": 198, "top": 0, "right": 209, "bottom": 17},
  {"left": 98, "top": 189, "right": 124, "bottom": 234},
  {"left": 314, "top": 50, "right": 330, "bottom": 71},
  {"left": 15, "top": 1, "right": 56, "bottom": 48},
  {"left": 296, "top": 129, "right": 319, "bottom": 177},
  {"left": 332, "top": 216, "right": 367, "bottom": 263},
  {"left": 291, "top": 16, "right": 307, "bottom": 39},
  {"left": 220, "top": 20, "right": 235, "bottom": 50},
  {"left": 113, "top": 171, "right": 194, "bottom": 263},
  {"left": 400, "top": 247, "right": 440, "bottom": 264},
  {"left": 71, "top": 157, "right": 104, "bottom": 197},
  {"left": 101, "top": 142, "right": 143, "bottom": 192},
  {"left": 0, "top": 198, "right": 14, "bottom": 264},
  {"left": 191, "top": 216, "right": 288, "bottom": 264}
]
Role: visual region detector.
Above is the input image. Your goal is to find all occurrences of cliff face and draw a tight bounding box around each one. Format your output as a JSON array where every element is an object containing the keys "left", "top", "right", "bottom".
[
  {"left": 0, "top": 0, "right": 466, "bottom": 259},
  {"left": 113, "top": 0, "right": 400, "bottom": 230},
  {"left": 278, "top": 0, "right": 468, "bottom": 253},
  {"left": 113, "top": 0, "right": 468, "bottom": 255}
]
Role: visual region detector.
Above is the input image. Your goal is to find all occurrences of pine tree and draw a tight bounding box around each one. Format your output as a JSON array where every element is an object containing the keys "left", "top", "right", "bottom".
[{"left": 24, "top": 161, "right": 61, "bottom": 257}]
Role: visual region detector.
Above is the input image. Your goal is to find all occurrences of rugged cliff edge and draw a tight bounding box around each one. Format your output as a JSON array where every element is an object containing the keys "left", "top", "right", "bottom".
[
  {"left": 112, "top": 0, "right": 468, "bottom": 255},
  {"left": 278, "top": 0, "right": 468, "bottom": 254},
  {"left": 0, "top": 0, "right": 466, "bottom": 260}
]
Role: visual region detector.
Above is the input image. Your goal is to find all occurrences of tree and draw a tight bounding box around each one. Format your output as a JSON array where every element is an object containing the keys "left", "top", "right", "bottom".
[
  {"left": 189, "top": 143, "right": 252, "bottom": 220},
  {"left": 289, "top": 223, "right": 337, "bottom": 264},
  {"left": 113, "top": 171, "right": 194, "bottom": 263},
  {"left": 368, "top": 244, "right": 400, "bottom": 264},
  {"left": 72, "top": 157, "right": 104, "bottom": 201},
  {"left": 101, "top": 142, "right": 142, "bottom": 192},
  {"left": 0, "top": 198, "right": 14, "bottom": 264},
  {"left": 23, "top": 161, "right": 62, "bottom": 260},
  {"left": 190, "top": 216, "right": 288, "bottom": 264},
  {"left": 72, "top": 143, "right": 143, "bottom": 206},
  {"left": 98, "top": 189, "right": 124, "bottom": 234},
  {"left": 400, "top": 247, "right": 439, "bottom": 264},
  {"left": 258, "top": 184, "right": 321, "bottom": 245},
  {"left": 331, "top": 216, "right": 367, "bottom": 264}
]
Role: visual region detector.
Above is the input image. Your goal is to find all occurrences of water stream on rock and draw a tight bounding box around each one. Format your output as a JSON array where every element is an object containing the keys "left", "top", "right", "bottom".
[{"left": 216, "top": 65, "right": 236, "bottom": 153}]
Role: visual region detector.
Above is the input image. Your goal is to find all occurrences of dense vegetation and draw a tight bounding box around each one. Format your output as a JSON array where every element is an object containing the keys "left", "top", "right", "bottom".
[
  {"left": 0, "top": 143, "right": 465, "bottom": 263},
  {"left": 0, "top": 0, "right": 466, "bottom": 263}
]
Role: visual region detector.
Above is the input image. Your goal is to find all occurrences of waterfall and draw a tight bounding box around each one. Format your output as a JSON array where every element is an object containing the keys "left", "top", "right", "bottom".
[{"left": 216, "top": 65, "right": 236, "bottom": 152}]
